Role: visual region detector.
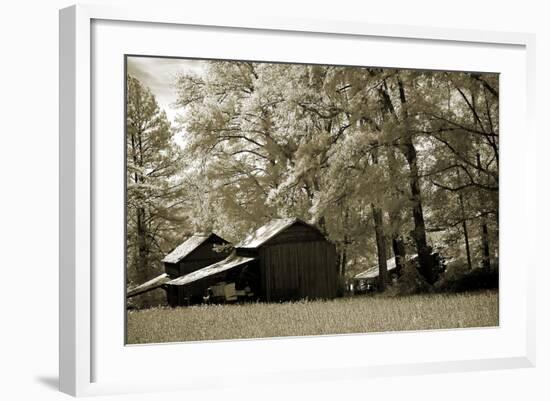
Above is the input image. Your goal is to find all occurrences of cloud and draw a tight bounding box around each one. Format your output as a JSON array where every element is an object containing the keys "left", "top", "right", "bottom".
[{"left": 126, "top": 56, "right": 206, "bottom": 125}]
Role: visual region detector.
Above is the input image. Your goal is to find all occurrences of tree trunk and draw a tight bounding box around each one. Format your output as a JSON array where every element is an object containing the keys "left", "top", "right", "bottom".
[
  {"left": 456, "top": 168, "right": 472, "bottom": 270},
  {"left": 392, "top": 236, "right": 406, "bottom": 273},
  {"left": 396, "top": 77, "right": 436, "bottom": 284},
  {"left": 459, "top": 192, "right": 473, "bottom": 270},
  {"left": 337, "top": 202, "right": 349, "bottom": 277},
  {"left": 481, "top": 222, "right": 491, "bottom": 270},
  {"left": 340, "top": 243, "right": 347, "bottom": 276},
  {"left": 378, "top": 76, "right": 434, "bottom": 283},
  {"left": 387, "top": 147, "right": 406, "bottom": 273},
  {"left": 476, "top": 152, "right": 491, "bottom": 270},
  {"left": 136, "top": 207, "right": 148, "bottom": 279},
  {"left": 371, "top": 204, "right": 388, "bottom": 291},
  {"left": 401, "top": 139, "right": 436, "bottom": 283}
]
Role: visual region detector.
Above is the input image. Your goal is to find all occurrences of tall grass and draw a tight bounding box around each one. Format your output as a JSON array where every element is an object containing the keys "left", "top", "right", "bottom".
[{"left": 127, "top": 290, "right": 498, "bottom": 344}]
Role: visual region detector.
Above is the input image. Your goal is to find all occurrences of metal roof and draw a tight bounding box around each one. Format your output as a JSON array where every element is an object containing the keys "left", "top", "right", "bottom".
[
  {"left": 354, "top": 254, "right": 421, "bottom": 279},
  {"left": 162, "top": 233, "right": 214, "bottom": 264},
  {"left": 166, "top": 254, "right": 257, "bottom": 286},
  {"left": 236, "top": 217, "right": 300, "bottom": 249},
  {"left": 354, "top": 258, "right": 400, "bottom": 279},
  {"left": 127, "top": 273, "right": 170, "bottom": 298}
]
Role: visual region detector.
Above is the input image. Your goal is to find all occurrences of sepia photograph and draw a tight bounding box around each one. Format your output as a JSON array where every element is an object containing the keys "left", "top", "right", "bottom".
[{"left": 125, "top": 56, "right": 499, "bottom": 344}]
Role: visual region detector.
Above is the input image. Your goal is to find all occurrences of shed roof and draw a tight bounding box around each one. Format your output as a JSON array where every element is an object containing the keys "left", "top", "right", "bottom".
[
  {"left": 236, "top": 217, "right": 304, "bottom": 249},
  {"left": 162, "top": 233, "right": 220, "bottom": 264},
  {"left": 127, "top": 273, "right": 170, "bottom": 298},
  {"left": 166, "top": 254, "right": 257, "bottom": 286},
  {"left": 354, "top": 257, "right": 400, "bottom": 279},
  {"left": 354, "top": 254, "right": 421, "bottom": 279}
]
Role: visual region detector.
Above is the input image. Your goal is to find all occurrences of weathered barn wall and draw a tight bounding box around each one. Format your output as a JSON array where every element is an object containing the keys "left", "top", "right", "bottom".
[
  {"left": 164, "top": 262, "right": 179, "bottom": 277},
  {"left": 259, "top": 240, "right": 337, "bottom": 301}
]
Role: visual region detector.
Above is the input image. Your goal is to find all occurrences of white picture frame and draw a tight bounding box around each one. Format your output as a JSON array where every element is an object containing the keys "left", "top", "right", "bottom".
[{"left": 59, "top": 3, "right": 536, "bottom": 397}]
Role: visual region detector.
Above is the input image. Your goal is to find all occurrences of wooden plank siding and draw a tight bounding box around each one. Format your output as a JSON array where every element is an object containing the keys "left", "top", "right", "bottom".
[
  {"left": 259, "top": 238, "right": 338, "bottom": 302},
  {"left": 164, "top": 262, "right": 179, "bottom": 278}
]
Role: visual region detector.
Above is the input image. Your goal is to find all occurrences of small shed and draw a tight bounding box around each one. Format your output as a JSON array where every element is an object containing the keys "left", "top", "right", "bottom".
[
  {"left": 351, "top": 251, "right": 444, "bottom": 293},
  {"left": 351, "top": 256, "right": 403, "bottom": 293},
  {"left": 126, "top": 232, "right": 231, "bottom": 306}
]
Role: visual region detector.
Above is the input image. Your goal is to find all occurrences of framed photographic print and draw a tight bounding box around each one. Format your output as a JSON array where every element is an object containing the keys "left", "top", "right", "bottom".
[{"left": 59, "top": 3, "right": 536, "bottom": 397}]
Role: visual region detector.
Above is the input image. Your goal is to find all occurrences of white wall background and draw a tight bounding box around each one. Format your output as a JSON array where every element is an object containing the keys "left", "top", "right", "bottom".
[{"left": 0, "top": 0, "right": 547, "bottom": 400}]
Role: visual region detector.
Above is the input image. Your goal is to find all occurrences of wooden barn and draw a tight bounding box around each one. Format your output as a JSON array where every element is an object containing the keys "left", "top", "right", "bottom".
[
  {"left": 126, "top": 232, "right": 231, "bottom": 305},
  {"left": 165, "top": 218, "right": 338, "bottom": 302}
]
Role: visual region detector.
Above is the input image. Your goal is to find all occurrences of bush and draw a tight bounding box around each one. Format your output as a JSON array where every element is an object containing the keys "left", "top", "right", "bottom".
[
  {"left": 435, "top": 259, "right": 469, "bottom": 284},
  {"left": 386, "top": 263, "right": 433, "bottom": 296},
  {"left": 434, "top": 262, "right": 499, "bottom": 293}
]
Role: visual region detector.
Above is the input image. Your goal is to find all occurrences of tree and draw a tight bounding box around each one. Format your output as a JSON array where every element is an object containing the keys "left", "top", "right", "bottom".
[
  {"left": 417, "top": 71, "right": 499, "bottom": 269},
  {"left": 171, "top": 61, "right": 499, "bottom": 291},
  {"left": 126, "top": 75, "right": 184, "bottom": 295}
]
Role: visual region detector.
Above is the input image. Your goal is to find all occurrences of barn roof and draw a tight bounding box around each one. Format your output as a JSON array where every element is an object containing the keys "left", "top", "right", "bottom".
[
  {"left": 127, "top": 273, "right": 170, "bottom": 298},
  {"left": 166, "top": 254, "right": 257, "bottom": 286},
  {"left": 162, "top": 233, "right": 221, "bottom": 264},
  {"left": 236, "top": 217, "right": 305, "bottom": 249}
]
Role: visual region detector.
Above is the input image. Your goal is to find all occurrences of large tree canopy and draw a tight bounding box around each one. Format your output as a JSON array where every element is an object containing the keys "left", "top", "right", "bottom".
[{"left": 126, "top": 61, "right": 499, "bottom": 298}]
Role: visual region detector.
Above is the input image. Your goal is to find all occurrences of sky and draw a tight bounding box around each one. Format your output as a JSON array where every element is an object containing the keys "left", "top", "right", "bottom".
[{"left": 126, "top": 56, "right": 206, "bottom": 126}]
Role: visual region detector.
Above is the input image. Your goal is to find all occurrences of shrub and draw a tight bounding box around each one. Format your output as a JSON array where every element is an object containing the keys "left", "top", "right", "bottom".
[
  {"left": 434, "top": 262, "right": 499, "bottom": 293},
  {"left": 387, "top": 263, "right": 433, "bottom": 296}
]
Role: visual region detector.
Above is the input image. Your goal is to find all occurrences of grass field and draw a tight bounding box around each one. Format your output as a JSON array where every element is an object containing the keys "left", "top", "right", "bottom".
[{"left": 126, "top": 290, "right": 498, "bottom": 344}]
